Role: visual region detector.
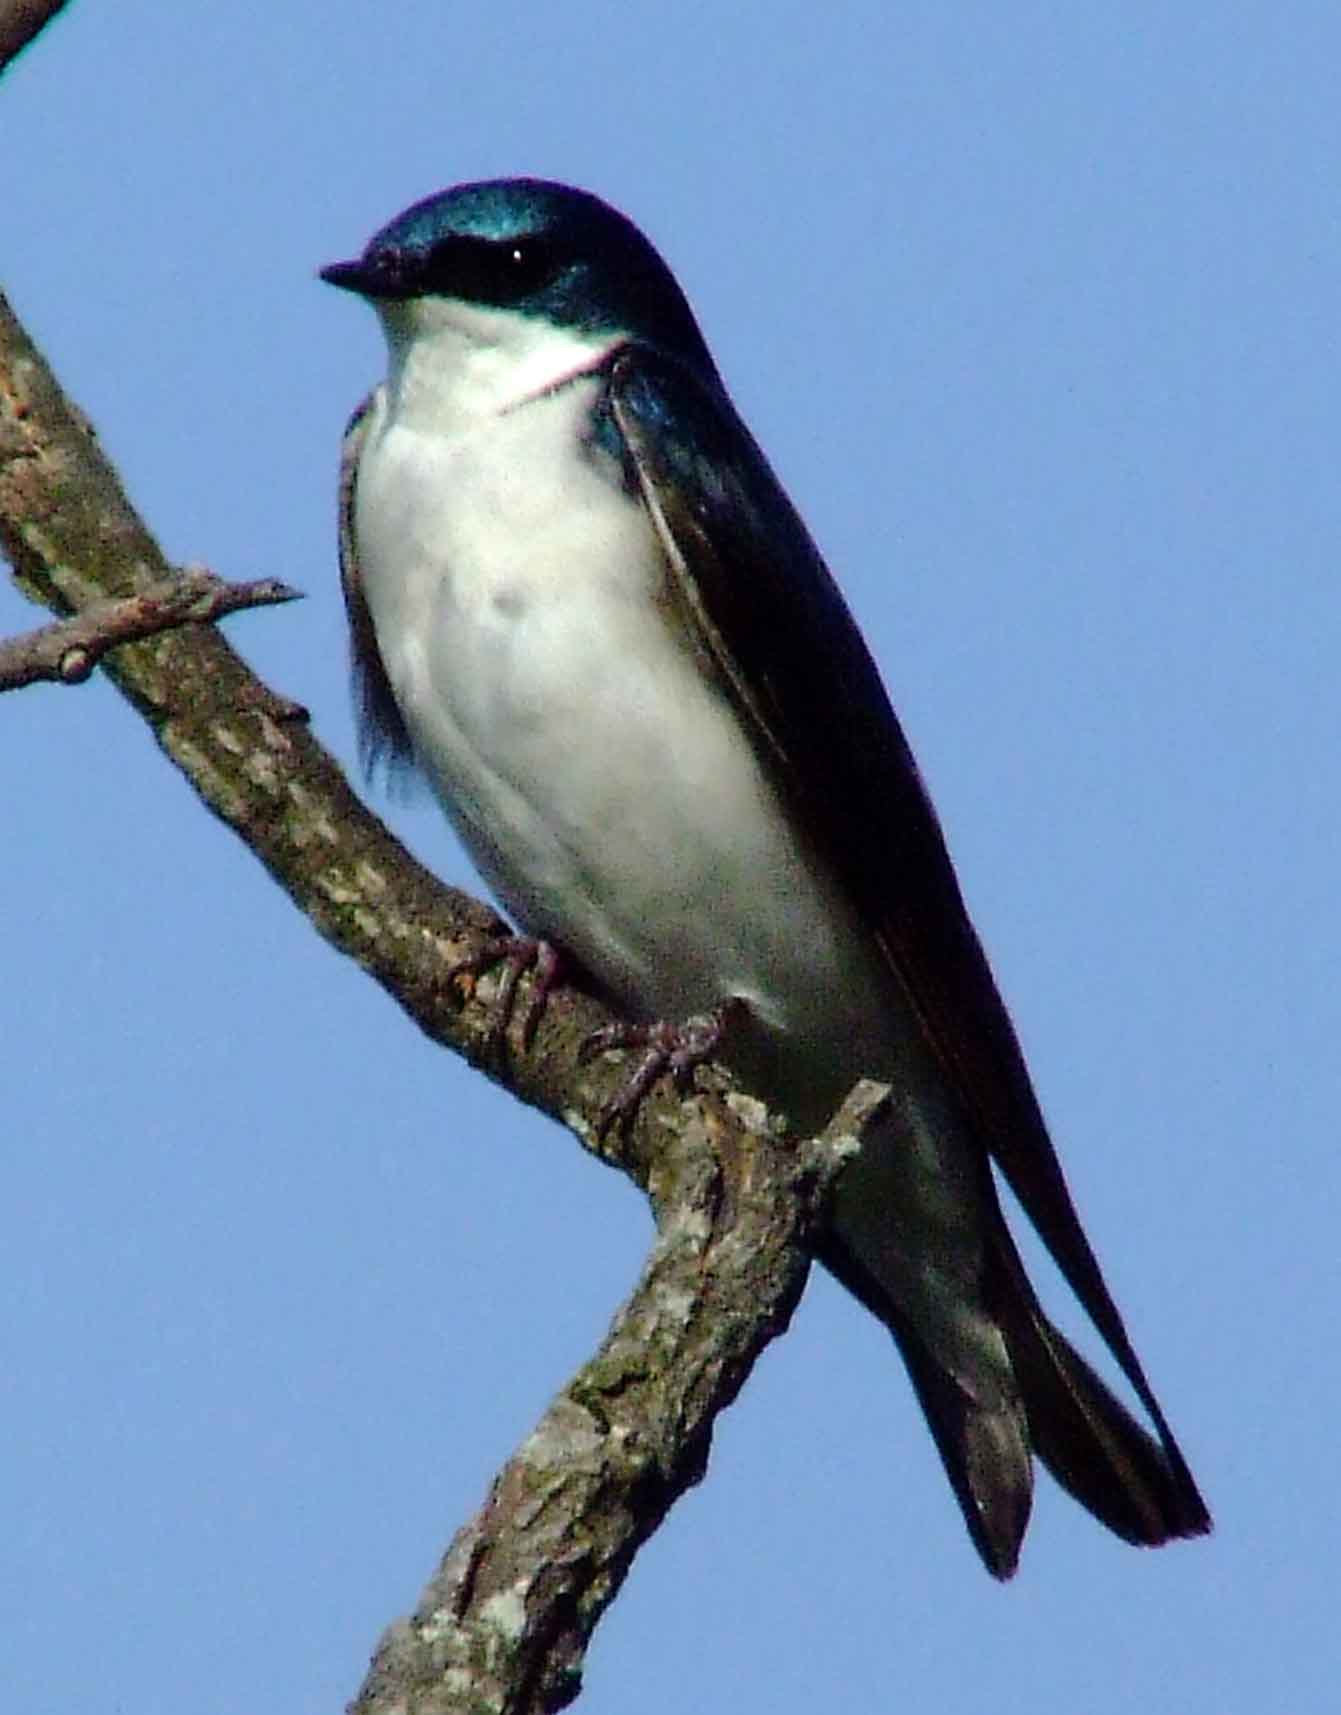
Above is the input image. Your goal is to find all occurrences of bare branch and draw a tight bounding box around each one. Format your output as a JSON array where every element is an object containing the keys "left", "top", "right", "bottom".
[
  {"left": 0, "top": 285, "right": 714, "bottom": 1146},
  {"left": 0, "top": 0, "right": 74, "bottom": 74},
  {"left": 1, "top": 287, "right": 866, "bottom": 1708},
  {"left": 0, "top": 568, "right": 300, "bottom": 690},
  {"left": 352, "top": 1081, "right": 885, "bottom": 1715}
]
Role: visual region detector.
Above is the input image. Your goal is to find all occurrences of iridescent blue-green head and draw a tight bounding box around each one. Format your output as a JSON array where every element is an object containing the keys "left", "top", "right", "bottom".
[{"left": 321, "top": 178, "right": 714, "bottom": 370}]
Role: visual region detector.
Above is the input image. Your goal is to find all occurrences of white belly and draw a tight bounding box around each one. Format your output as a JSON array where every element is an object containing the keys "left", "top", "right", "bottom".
[
  {"left": 352, "top": 346, "right": 1000, "bottom": 1370},
  {"left": 352, "top": 374, "right": 912, "bottom": 1103}
]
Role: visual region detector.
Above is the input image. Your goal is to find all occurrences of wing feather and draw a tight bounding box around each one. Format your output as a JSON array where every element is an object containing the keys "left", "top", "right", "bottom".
[
  {"left": 337, "top": 392, "right": 416, "bottom": 777},
  {"left": 605, "top": 345, "right": 1206, "bottom": 1519}
]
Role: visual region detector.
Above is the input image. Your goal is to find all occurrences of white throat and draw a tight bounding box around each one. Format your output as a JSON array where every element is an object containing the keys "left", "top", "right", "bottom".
[{"left": 375, "top": 295, "right": 621, "bottom": 431}]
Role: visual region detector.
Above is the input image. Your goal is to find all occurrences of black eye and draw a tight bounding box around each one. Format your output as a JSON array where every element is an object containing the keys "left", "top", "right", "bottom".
[{"left": 422, "top": 235, "right": 562, "bottom": 305}]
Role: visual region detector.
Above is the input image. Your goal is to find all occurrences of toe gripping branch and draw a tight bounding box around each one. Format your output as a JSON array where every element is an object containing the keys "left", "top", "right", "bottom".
[
  {"left": 450, "top": 934, "right": 564, "bottom": 1053},
  {"left": 581, "top": 999, "right": 747, "bottom": 1135},
  {"left": 447, "top": 928, "right": 746, "bottom": 1138}
]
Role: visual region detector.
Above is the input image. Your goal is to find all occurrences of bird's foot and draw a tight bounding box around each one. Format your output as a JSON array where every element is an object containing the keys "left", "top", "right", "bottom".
[
  {"left": 581, "top": 999, "right": 744, "bottom": 1135},
  {"left": 450, "top": 933, "right": 563, "bottom": 1052}
]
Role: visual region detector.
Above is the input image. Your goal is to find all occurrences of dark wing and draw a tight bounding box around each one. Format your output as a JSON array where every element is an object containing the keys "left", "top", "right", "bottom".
[
  {"left": 337, "top": 392, "right": 416, "bottom": 778},
  {"left": 604, "top": 344, "right": 1207, "bottom": 1517}
]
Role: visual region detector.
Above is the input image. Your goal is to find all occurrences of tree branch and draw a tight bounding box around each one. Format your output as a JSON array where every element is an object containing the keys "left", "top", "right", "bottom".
[
  {"left": 0, "top": 567, "right": 300, "bottom": 689},
  {"left": 1, "top": 288, "right": 868, "bottom": 1710},
  {"left": 354, "top": 1082, "right": 880, "bottom": 1715}
]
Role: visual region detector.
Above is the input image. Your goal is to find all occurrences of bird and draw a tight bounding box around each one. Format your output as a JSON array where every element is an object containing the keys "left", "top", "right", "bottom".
[{"left": 320, "top": 177, "right": 1210, "bottom": 1577}]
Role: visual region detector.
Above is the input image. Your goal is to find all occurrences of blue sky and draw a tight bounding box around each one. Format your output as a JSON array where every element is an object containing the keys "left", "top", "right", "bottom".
[{"left": 3, "top": 3, "right": 1337, "bottom": 1710}]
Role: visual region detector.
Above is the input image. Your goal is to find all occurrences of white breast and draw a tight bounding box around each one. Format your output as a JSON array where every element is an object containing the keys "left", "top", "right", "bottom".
[
  {"left": 348, "top": 297, "right": 1012, "bottom": 1395},
  {"left": 352, "top": 298, "right": 908, "bottom": 1105}
]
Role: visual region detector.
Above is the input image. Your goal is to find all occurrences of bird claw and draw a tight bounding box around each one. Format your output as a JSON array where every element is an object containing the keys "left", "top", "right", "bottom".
[
  {"left": 450, "top": 934, "right": 563, "bottom": 1051},
  {"left": 582, "top": 1001, "right": 742, "bottom": 1135}
]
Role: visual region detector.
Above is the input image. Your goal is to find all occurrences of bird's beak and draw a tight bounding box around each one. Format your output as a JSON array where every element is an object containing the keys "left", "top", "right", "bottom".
[{"left": 319, "top": 254, "right": 418, "bottom": 300}]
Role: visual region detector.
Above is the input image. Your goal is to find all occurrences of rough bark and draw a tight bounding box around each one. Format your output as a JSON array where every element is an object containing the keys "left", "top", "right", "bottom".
[{"left": 1, "top": 279, "right": 877, "bottom": 1713}]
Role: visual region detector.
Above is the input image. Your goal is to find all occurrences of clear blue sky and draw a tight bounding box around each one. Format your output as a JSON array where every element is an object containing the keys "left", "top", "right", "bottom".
[{"left": 4, "top": 4, "right": 1336, "bottom": 1710}]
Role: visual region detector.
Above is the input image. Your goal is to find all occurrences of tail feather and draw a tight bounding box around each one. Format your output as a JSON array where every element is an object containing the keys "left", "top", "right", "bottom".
[
  {"left": 893, "top": 1270, "right": 1209, "bottom": 1575},
  {"left": 822, "top": 1205, "right": 1210, "bottom": 1575},
  {"left": 895, "top": 1327, "right": 1033, "bottom": 1579},
  {"left": 996, "top": 1275, "right": 1212, "bottom": 1547},
  {"left": 822, "top": 1232, "right": 1037, "bottom": 1578},
  {"left": 818, "top": 1092, "right": 1209, "bottom": 1574}
]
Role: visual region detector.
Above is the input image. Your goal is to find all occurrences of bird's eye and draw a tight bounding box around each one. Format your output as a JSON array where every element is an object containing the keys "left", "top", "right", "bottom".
[{"left": 423, "top": 236, "right": 561, "bottom": 305}]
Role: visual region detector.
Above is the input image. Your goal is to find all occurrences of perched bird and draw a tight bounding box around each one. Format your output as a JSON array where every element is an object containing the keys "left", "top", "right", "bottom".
[{"left": 321, "top": 178, "right": 1210, "bottom": 1576}]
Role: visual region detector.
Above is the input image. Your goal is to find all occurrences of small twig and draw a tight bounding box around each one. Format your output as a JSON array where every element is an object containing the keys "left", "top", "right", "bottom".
[{"left": 0, "top": 568, "right": 301, "bottom": 691}]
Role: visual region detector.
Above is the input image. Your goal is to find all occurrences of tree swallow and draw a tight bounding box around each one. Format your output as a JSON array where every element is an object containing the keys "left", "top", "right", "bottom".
[{"left": 321, "top": 178, "right": 1210, "bottom": 1577}]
